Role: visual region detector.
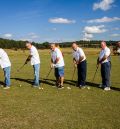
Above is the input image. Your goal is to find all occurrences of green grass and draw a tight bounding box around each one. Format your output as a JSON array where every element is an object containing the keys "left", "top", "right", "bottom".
[{"left": 0, "top": 48, "right": 120, "bottom": 129}]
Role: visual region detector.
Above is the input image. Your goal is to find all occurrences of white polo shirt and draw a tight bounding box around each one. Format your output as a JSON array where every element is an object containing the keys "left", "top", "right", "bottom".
[
  {"left": 51, "top": 47, "right": 64, "bottom": 68},
  {"left": 0, "top": 48, "right": 11, "bottom": 69},
  {"left": 73, "top": 47, "right": 86, "bottom": 62},
  {"left": 99, "top": 47, "right": 110, "bottom": 64},
  {"left": 30, "top": 45, "right": 40, "bottom": 65}
]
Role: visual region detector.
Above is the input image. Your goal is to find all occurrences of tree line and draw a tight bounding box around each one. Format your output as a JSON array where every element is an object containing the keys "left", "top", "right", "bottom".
[{"left": 0, "top": 38, "right": 118, "bottom": 50}]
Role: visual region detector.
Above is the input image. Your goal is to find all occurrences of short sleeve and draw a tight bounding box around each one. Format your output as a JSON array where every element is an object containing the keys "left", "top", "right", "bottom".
[
  {"left": 56, "top": 49, "right": 61, "bottom": 58},
  {"left": 105, "top": 48, "right": 110, "bottom": 56},
  {"left": 30, "top": 47, "right": 37, "bottom": 56},
  {"left": 78, "top": 48, "right": 84, "bottom": 56}
]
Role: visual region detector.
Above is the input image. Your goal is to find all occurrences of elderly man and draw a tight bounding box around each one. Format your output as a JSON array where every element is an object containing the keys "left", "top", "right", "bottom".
[
  {"left": 0, "top": 48, "right": 11, "bottom": 89},
  {"left": 25, "top": 42, "right": 40, "bottom": 88},
  {"left": 97, "top": 41, "right": 111, "bottom": 91},
  {"left": 72, "top": 43, "right": 87, "bottom": 89},
  {"left": 50, "top": 43, "right": 65, "bottom": 89}
]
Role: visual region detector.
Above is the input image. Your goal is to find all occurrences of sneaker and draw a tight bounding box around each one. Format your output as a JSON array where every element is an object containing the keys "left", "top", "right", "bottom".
[
  {"left": 79, "top": 86, "right": 86, "bottom": 89},
  {"left": 32, "top": 85, "right": 39, "bottom": 88},
  {"left": 55, "top": 82, "right": 60, "bottom": 86},
  {"left": 58, "top": 85, "right": 64, "bottom": 89},
  {"left": 3, "top": 86, "right": 10, "bottom": 90},
  {"left": 104, "top": 87, "right": 111, "bottom": 91}
]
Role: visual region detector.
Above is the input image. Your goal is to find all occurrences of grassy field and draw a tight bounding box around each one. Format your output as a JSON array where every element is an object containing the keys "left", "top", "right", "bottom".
[{"left": 0, "top": 48, "right": 120, "bottom": 129}]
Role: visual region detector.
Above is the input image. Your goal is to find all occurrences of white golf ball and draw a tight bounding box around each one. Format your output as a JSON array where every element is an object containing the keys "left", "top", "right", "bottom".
[
  {"left": 19, "top": 85, "right": 22, "bottom": 87},
  {"left": 67, "top": 87, "right": 71, "bottom": 90},
  {"left": 39, "top": 87, "right": 44, "bottom": 90},
  {"left": 87, "top": 87, "right": 90, "bottom": 90}
]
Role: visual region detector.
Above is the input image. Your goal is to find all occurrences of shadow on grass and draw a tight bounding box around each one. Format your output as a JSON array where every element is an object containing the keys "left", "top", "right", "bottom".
[
  {"left": 11, "top": 78, "right": 120, "bottom": 91},
  {"left": 41, "top": 78, "right": 77, "bottom": 86},
  {"left": 11, "top": 78, "right": 33, "bottom": 85},
  {"left": 11, "top": 78, "right": 54, "bottom": 86},
  {"left": 0, "top": 81, "right": 5, "bottom": 86}
]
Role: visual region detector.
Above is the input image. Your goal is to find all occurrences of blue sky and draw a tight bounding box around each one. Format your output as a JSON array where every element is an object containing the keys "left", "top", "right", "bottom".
[{"left": 0, "top": 0, "right": 120, "bottom": 42}]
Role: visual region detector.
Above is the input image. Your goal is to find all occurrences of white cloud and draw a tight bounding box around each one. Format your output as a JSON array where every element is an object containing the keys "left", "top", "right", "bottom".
[
  {"left": 85, "top": 33, "right": 93, "bottom": 38},
  {"left": 93, "top": 0, "right": 115, "bottom": 11},
  {"left": 28, "top": 32, "right": 39, "bottom": 39},
  {"left": 83, "top": 33, "right": 93, "bottom": 41},
  {"left": 111, "top": 33, "right": 120, "bottom": 37},
  {"left": 83, "top": 25, "right": 107, "bottom": 41},
  {"left": 88, "top": 16, "right": 120, "bottom": 23},
  {"left": 3, "top": 33, "right": 13, "bottom": 38},
  {"left": 84, "top": 25, "right": 107, "bottom": 34},
  {"left": 49, "top": 18, "right": 76, "bottom": 24}
]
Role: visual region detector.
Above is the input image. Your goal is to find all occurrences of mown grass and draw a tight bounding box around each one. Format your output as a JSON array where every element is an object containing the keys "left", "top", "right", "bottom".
[{"left": 0, "top": 48, "right": 120, "bottom": 129}]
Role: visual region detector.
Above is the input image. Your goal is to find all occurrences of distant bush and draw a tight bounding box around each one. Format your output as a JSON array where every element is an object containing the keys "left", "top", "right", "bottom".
[{"left": 0, "top": 38, "right": 118, "bottom": 49}]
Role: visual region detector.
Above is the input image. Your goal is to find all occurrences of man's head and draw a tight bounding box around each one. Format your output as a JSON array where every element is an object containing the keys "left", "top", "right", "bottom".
[
  {"left": 101, "top": 41, "right": 106, "bottom": 49},
  {"left": 72, "top": 42, "right": 78, "bottom": 51},
  {"left": 26, "top": 42, "right": 32, "bottom": 49},
  {"left": 50, "top": 43, "right": 56, "bottom": 51},
  {"left": 118, "top": 42, "right": 120, "bottom": 47}
]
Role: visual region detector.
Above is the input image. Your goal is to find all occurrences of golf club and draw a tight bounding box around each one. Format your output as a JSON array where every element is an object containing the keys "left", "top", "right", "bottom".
[
  {"left": 17, "top": 63, "right": 26, "bottom": 72},
  {"left": 41, "top": 68, "right": 52, "bottom": 87},
  {"left": 92, "top": 66, "right": 99, "bottom": 82},
  {"left": 72, "top": 66, "right": 76, "bottom": 81}
]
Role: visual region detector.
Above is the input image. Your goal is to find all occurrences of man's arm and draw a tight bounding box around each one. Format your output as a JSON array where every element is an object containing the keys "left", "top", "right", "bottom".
[
  {"left": 74, "top": 56, "right": 84, "bottom": 64},
  {"left": 78, "top": 56, "right": 84, "bottom": 64},
  {"left": 99, "top": 55, "right": 108, "bottom": 64},
  {"left": 54, "top": 57, "right": 60, "bottom": 64},
  {"left": 25, "top": 55, "right": 32, "bottom": 64},
  {"left": 73, "top": 58, "right": 77, "bottom": 67}
]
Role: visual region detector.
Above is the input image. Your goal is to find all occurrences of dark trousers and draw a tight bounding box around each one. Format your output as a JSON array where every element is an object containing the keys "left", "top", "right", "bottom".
[
  {"left": 101, "top": 62, "right": 111, "bottom": 87},
  {"left": 77, "top": 60, "right": 87, "bottom": 86}
]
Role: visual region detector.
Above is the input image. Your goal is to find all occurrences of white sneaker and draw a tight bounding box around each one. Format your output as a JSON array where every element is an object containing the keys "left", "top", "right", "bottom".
[
  {"left": 3, "top": 87, "right": 10, "bottom": 90},
  {"left": 104, "top": 87, "right": 111, "bottom": 91}
]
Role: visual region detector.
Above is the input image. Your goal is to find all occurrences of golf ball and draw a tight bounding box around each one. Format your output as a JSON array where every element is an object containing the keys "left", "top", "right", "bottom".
[
  {"left": 87, "top": 87, "right": 90, "bottom": 90},
  {"left": 39, "top": 87, "right": 44, "bottom": 90},
  {"left": 19, "top": 85, "right": 22, "bottom": 87},
  {"left": 67, "top": 87, "right": 71, "bottom": 90}
]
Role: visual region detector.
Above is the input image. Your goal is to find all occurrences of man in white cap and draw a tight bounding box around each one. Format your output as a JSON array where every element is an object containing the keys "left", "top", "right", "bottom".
[
  {"left": 50, "top": 43, "right": 65, "bottom": 89},
  {"left": 0, "top": 48, "right": 11, "bottom": 89},
  {"left": 72, "top": 42, "right": 87, "bottom": 89},
  {"left": 25, "top": 42, "right": 40, "bottom": 88},
  {"left": 97, "top": 41, "right": 111, "bottom": 91}
]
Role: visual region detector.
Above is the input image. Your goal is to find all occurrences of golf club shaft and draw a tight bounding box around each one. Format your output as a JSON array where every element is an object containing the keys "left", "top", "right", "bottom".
[
  {"left": 72, "top": 67, "right": 76, "bottom": 81},
  {"left": 41, "top": 68, "right": 52, "bottom": 87},
  {"left": 17, "top": 63, "right": 26, "bottom": 72},
  {"left": 46, "top": 68, "right": 52, "bottom": 79},
  {"left": 92, "top": 66, "right": 99, "bottom": 82}
]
